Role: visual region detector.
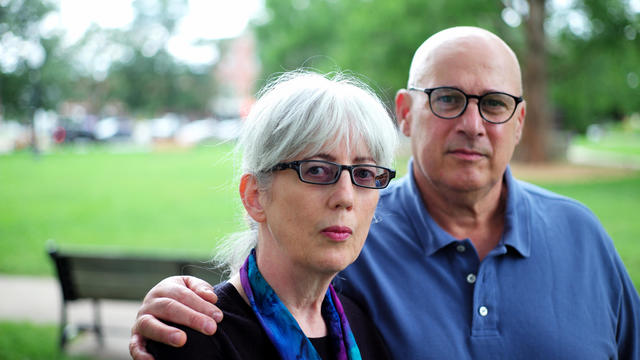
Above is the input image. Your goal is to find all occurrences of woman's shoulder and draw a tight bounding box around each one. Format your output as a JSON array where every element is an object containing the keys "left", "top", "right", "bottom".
[
  {"left": 338, "top": 292, "right": 392, "bottom": 360},
  {"left": 145, "top": 320, "right": 221, "bottom": 359},
  {"left": 146, "top": 282, "right": 280, "bottom": 360},
  {"left": 213, "top": 281, "right": 248, "bottom": 313}
]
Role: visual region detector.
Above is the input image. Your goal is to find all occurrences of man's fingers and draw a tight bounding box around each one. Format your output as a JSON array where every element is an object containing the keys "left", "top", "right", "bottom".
[
  {"left": 129, "top": 333, "right": 155, "bottom": 360},
  {"left": 130, "top": 275, "right": 223, "bottom": 351},
  {"left": 135, "top": 313, "right": 189, "bottom": 346},
  {"left": 183, "top": 276, "right": 219, "bottom": 304},
  {"left": 140, "top": 297, "right": 218, "bottom": 336},
  {"left": 146, "top": 279, "right": 223, "bottom": 323}
]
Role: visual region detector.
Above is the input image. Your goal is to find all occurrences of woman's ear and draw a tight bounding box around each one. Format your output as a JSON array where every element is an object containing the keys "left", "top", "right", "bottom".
[
  {"left": 395, "top": 89, "right": 413, "bottom": 137},
  {"left": 239, "top": 173, "right": 267, "bottom": 223}
]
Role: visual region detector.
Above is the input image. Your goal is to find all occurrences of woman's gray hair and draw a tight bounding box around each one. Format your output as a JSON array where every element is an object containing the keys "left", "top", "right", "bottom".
[{"left": 214, "top": 69, "right": 398, "bottom": 276}]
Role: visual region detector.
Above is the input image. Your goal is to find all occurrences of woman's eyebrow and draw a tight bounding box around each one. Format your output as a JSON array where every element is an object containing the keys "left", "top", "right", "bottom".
[
  {"left": 312, "top": 153, "right": 333, "bottom": 161},
  {"left": 353, "top": 156, "right": 376, "bottom": 163},
  {"left": 312, "top": 154, "right": 376, "bottom": 164}
]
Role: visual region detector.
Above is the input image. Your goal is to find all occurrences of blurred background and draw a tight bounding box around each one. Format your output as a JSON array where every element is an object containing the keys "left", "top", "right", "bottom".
[{"left": 1, "top": 0, "right": 639, "bottom": 359}]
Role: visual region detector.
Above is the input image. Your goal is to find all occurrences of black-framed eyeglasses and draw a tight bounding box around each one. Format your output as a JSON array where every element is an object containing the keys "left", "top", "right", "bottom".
[
  {"left": 408, "top": 86, "right": 524, "bottom": 124},
  {"left": 270, "top": 160, "right": 396, "bottom": 189}
]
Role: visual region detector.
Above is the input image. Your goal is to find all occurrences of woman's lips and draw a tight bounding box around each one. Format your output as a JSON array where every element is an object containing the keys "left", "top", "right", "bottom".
[{"left": 322, "top": 226, "right": 353, "bottom": 241}]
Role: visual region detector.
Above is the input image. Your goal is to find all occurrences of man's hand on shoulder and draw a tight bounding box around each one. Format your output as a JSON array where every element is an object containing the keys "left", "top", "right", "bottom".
[{"left": 129, "top": 276, "right": 223, "bottom": 360}]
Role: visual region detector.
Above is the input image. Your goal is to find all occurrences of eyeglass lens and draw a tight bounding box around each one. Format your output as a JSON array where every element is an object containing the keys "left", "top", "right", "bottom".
[
  {"left": 299, "top": 161, "right": 390, "bottom": 188},
  {"left": 430, "top": 88, "right": 516, "bottom": 123}
]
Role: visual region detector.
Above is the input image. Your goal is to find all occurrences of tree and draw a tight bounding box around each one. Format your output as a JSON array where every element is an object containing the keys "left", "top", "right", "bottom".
[
  {"left": 64, "top": 0, "right": 218, "bottom": 118},
  {"left": 254, "top": 0, "right": 509, "bottom": 102},
  {"left": 549, "top": 0, "right": 640, "bottom": 132},
  {"left": 0, "top": 0, "right": 73, "bottom": 121},
  {"left": 253, "top": 0, "right": 640, "bottom": 162},
  {"left": 520, "top": 0, "right": 551, "bottom": 162},
  {"left": 253, "top": 0, "right": 537, "bottom": 154}
]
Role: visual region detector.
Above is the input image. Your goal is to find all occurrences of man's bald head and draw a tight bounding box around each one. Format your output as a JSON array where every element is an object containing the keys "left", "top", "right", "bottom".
[{"left": 407, "top": 26, "right": 522, "bottom": 94}]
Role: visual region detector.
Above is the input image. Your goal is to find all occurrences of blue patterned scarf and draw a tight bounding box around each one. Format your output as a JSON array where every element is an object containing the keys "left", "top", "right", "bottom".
[{"left": 239, "top": 249, "right": 362, "bottom": 360}]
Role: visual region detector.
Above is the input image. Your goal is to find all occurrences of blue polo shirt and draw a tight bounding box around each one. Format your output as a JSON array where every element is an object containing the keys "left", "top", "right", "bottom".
[{"left": 336, "top": 160, "right": 640, "bottom": 359}]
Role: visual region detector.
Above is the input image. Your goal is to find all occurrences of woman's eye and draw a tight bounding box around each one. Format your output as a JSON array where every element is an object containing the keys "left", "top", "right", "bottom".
[
  {"left": 307, "top": 166, "right": 326, "bottom": 175},
  {"left": 353, "top": 167, "right": 375, "bottom": 180},
  {"left": 303, "top": 164, "right": 333, "bottom": 181}
]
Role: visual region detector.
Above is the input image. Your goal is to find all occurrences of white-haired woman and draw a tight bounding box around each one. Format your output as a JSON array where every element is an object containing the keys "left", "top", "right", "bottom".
[{"left": 146, "top": 70, "right": 397, "bottom": 360}]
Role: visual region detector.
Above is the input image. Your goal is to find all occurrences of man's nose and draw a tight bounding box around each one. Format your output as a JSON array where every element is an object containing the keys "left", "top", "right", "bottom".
[{"left": 456, "top": 99, "right": 486, "bottom": 137}]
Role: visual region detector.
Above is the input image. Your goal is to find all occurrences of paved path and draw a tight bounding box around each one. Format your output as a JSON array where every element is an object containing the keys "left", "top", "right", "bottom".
[{"left": 0, "top": 275, "right": 139, "bottom": 359}]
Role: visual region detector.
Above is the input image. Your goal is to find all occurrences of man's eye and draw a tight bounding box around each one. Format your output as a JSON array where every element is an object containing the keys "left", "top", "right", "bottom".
[
  {"left": 483, "top": 99, "right": 507, "bottom": 108},
  {"left": 433, "top": 91, "right": 464, "bottom": 109},
  {"left": 436, "top": 95, "right": 459, "bottom": 104},
  {"left": 482, "top": 94, "right": 513, "bottom": 112}
]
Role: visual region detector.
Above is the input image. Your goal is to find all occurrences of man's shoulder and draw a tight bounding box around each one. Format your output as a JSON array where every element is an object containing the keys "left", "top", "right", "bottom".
[
  {"left": 515, "top": 178, "right": 591, "bottom": 211},
  {"left": 380, "top": 173, "right": 413, "bottom": 195},
  {"left": 513, "top": 178, "right": 602, "bottom": 226},
  {"left": 372, "top": 175, "right": 421, "bottom": 230},
  {"left": 377, "top": 174, "right": 416, "bottom": 210}
]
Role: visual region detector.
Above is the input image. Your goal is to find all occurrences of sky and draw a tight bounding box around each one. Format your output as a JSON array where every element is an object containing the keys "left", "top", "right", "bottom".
[{"left": 53, "top": 0, "right": 264, "bottom": 66}]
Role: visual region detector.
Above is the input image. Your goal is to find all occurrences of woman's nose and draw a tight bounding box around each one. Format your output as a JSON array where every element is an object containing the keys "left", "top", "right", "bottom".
[{"left": 329, "top": 170, "right": 355, "bottom": 210}]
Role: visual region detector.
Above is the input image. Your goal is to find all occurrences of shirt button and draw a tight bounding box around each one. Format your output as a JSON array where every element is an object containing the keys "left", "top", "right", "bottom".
[
  {"left": 478, "top": 306, "right": 489, "bottom": 317},
  {"left": 466, "top": 273, "right": 476, "bottom": 284},
  {"left": 456, "top": 244, "right": 466, "bottom": 253}
]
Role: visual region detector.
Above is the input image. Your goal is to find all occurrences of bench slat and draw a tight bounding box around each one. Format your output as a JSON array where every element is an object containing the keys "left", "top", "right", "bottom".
[{"left": 47, "top": 243, "right": 226, "bottom": 350}]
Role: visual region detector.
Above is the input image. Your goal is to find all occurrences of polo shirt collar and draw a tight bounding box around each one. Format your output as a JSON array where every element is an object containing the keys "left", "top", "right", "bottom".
[
  {"left": 403, "top": 159, "right": 531, "bottom": 258},
  {"left": 502, "top": 165, "right": 532, "bottom": 258}
]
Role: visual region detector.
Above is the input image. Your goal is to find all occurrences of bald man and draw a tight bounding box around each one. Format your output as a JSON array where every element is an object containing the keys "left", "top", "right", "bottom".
[{"left": 130, "top": 27, "right": 639, "bottom": 359}]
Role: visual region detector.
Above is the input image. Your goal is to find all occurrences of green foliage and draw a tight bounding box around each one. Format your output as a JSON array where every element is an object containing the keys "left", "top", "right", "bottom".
[
  {"left": 253, "top": 0, "right": 640, "bottom": 132},
  {"left": 549, "top": 2, "right": 640, "bottom": 132},
  {"left": 64, "top": 0, "right": 217, "bottom": 118},
  {"left": 92, "top": 47, "right": 215, "bottom": 118},
  {"left": 0, "top": 0, "right": 75, "bottom": 121},
  {"left": 0, "top": 321, "right": 91, "bottom": 360},
  {"left": 254, "top": 0, "right": 515, "bottom": 102},
  {"left": 0, "top": 0, "right": 52, "bottom": 37},
  {"left": 335, "top": 0, "right": 513, "bottom": 100},
  {"left": 254, "top": 0, "right": 344, "bottom": 84},
  {"left": 0, "top": 144, "right": 243, "bottom": 276},
  {"left": 0, "top": 0, "right": 217, "bottom": 121}
]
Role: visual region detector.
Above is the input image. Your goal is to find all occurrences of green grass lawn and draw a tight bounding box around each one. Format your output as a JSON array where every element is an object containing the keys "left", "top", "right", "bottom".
[
  {"left": 1, "top": 143, "right": 639, "bottom": 291},
  {"left": 0, "top": 144, "right": 244, "bottom": 276},
  {"left": 0, "top": 321, "right": 92, "bottom": 360}
]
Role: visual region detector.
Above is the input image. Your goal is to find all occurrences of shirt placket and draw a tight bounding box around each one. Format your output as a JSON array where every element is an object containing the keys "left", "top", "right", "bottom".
[{"left": 471, "top": 258, "right": 499, "bottom": 338}]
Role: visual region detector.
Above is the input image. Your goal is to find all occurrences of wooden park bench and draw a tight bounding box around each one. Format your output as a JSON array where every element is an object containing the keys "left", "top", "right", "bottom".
[{"left": 47, "top": 241, "right": 225, "bottom": 350}]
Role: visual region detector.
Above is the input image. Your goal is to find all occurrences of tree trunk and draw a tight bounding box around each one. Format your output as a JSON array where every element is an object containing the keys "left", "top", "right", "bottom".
[{"left": 520, "top": 0, "right": 550, "bottom": 162}]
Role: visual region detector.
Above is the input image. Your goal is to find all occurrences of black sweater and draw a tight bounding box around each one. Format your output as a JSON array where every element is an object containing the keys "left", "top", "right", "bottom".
[{"left": 147, "top": 282, "right": 391, "bottom": 359}]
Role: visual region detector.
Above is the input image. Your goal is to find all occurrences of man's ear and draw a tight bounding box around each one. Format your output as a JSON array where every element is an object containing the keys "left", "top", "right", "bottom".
[
  {"left": 514, "top": 100, "right": 526, "bottom": 144},
  {"left": 395, "top": 89, "right": 413, "bottom": 137},
  {"left": 239, "top": 173, "right": 266, "bottom": 223}
]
